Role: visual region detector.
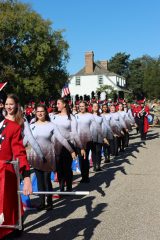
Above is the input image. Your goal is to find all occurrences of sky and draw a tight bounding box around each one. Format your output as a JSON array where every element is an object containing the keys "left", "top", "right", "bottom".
[{"left": 21, "top": 0, "right": 160, "bottom": 74}]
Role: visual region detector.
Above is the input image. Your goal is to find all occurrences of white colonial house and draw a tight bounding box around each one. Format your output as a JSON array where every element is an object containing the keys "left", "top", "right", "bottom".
[{"left": 69, "top": 51, "right": 127, "bottom": 100}]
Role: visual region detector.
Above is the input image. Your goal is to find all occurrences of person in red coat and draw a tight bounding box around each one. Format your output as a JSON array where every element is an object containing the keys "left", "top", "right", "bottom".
[
  {"left": 136, "top": 101, "right": 149, "bottom": 140},
  {"left": 0, "top": 94, "right": 32, "bottom": 239},
  {"left": 132, "top": 103, "right": 140, "bottom": 134},
  {"left": 25, "top": 102, "right": 34, "bottom": 123}
]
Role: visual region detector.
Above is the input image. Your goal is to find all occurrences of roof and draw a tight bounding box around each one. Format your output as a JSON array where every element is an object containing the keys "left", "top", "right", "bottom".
[
  {"left": 72, "top": 61, "right": 124, "bottom": 79},
  {"left": 69, "top": 62, "right": 128, "bottom": 91}
]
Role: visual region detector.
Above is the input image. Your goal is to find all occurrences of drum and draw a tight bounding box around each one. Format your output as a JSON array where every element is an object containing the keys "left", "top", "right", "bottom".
[{"left": 147, "top": 114, "right": 153, "bottom": 124}]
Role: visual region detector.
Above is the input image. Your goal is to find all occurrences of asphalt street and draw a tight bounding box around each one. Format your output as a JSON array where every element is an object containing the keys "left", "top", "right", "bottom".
[{"left": 9, "top": 127, "right": 160, "bottom": 240}]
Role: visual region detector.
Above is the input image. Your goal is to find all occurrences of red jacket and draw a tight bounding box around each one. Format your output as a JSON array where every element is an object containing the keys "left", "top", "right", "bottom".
[
  {"left": 0, "top": 119, "right": 30, "bottom": 239},
  {"left": 47, "top": 107, "right": 53, "bottom": 113},
  {"left": 25, "top": 107, "right": 33, "bottom": 116},
  {"left": 137, "top": 106, "right": 150, "bottom": 133}
]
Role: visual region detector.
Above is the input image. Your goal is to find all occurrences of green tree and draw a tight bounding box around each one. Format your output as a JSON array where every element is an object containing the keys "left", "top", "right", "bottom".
[
  {"left": 0, "top": 0, "right": 69, "bottom": 103},
  {"left": 96, "top": 85, "right": 117, "bottom": 100},
  {"left": 143, "top": 58, "right": 160, "bottom": 99},
  {"left": 108, "top": 52, "right": 130, "bottom": 81},
  {"left": 127, "top": 58, "right": 144, "bottom": 93}
]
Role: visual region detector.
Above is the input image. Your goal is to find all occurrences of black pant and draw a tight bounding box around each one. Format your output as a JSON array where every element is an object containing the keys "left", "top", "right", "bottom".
[
  {"left": 124, "top": 131, "right": 129, "bottom": 147},
  {"left": 103, "top": 140, "right": 112, "bottom": 160},
  {"left": 135, "top": 116, "right": 139, "bottom": 133},
  {"left": 34, "top": 169, "right": 52, "bottom": 206},
  {"left": 79, "top": 141, "right": 94, "bottom": 180},
  {"left": 138, "top": 117, "right": 147, "bottom": 140},
  {"left": 92, "top": 142, "right": 103, "bottom": 169},
  {"left": 118, "top": 129, "right": 129, "bottom": 150},
  {"left": 56, "top": 146, "right": 73, "bottom": 191},
  {"left": 110, "top": 137, "right": 118, "bottom": 156}
]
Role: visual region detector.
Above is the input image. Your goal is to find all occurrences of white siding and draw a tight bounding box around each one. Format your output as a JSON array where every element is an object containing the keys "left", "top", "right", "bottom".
[{"left": 69, "top": 75, "right": 121, "bottom": 97}]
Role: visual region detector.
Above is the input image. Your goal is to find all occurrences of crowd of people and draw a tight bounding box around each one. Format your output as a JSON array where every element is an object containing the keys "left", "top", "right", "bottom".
[{"left": 0, "top": 93, "right": 150, "bottom": 239}]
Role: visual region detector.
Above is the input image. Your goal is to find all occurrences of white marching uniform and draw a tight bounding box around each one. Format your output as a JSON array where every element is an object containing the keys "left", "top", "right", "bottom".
[
  {"left": 102, "top": 113, "right": 114, "bottom": 140},
  {"left": 75, "top": 113, "right": 98, "bottom": 148},
  {"left": 107, "top": 112, "right": 123, "bottom": 136},
  {"left": 51, "top": 114, "right": 83, "bottom": 153},
  {"left": 24, "top": 121, "right": 74, "bottom": 171}
]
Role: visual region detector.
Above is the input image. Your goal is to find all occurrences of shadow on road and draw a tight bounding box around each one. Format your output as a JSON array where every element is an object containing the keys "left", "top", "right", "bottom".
[
  {"left": 8, "top": 129, "right": 159, "bottom": 240},
  {"left": 19, "top": 196, "right": 107, "bottom": 240}
]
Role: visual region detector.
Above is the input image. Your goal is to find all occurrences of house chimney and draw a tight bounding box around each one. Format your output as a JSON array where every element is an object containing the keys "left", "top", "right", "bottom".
[
  {"left": 85, "top": 51, "right": 94, "bottom": 74},
  {"left": 100, "top": 60, "right": 108, "bottom": 70}
]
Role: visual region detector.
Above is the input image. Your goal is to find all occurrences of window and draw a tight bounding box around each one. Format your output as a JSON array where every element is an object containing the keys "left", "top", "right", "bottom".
[
  {"left": 98, "top": 75, "right": 103, "bottom": 85},
  {"left": 75, "top": 76, "right": 81, "bottom": 86},
  {"left": 121, "top": 78, "right": 122, "bottom": 86},
  {"left": 116, "top": 77, "right": 120, "bottom": 86}
]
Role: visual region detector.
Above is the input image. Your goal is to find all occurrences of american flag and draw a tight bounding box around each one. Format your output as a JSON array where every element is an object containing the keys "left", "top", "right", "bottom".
[
  {"left": 0, "top": 82, "right": 7, "bottom": 91},
  {"left": 62, "top": 83, "right": 70, "bottom": 97}
]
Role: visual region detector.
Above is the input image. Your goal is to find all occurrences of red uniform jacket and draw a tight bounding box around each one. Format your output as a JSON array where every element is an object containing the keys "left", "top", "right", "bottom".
[
  {"left": 137, "top": 105, "right": 150, "bottom": 133},
  {"left": 47, "top": 107, "right": 53, "bottom": 113},
  {"left": 25, "top": 107, "right": 33, "bottom": 116},
  {"left": 0, "top": 119, "right": 30, "bottom": 239}
]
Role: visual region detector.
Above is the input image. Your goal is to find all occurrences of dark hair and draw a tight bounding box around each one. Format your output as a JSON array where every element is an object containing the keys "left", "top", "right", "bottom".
[
  {"left": 110, "top": 104, "right": 116, "bottom": 108},
  {"left": 57, "top": 98, "right": 72, "bottom": 120},
  {"left": 35, "top": 104, "right": 50, "bottom": 122},
  {"left": 79, "top": 101, "right": 88, "bottom": 112},
  {"left": 118, "top": 103, "right": 124, "bottom": 110},
  {"left": 6, "top": 94, "right": 24, "bottom": 126},
  {"left": 72, "top": 105, "right": 78, "bottom": 111},
  {"left": 92, "top": 102, "right": 101, "bottom": 116},
  {"left": 102, "top": 103, "right": 110, "bottom": 113},
  {"left": 110, "top": 104, "right": 116, "bottom": 112}
]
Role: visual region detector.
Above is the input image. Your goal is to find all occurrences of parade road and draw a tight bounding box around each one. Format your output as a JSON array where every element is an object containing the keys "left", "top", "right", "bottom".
[{"left": 9, "top": 127, "right": 160, "bottom": 240}]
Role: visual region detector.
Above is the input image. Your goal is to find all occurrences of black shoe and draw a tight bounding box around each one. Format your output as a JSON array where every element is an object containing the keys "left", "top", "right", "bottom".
[
  {"left": 59, "top": 181, "right": 65, "bottom": 192},
  {"left": 115, "top": 151, "right": 119, "bottom": 156},
  {"left": 96, "top": 167, "right": 102, "bottom": 172},
  {"left": 80, "top": 178, "right": 90, "bottom": 183},
  {"left": 104, "top": 158, "right": 110, "bottom": 163},
  {"left": 36, "top": 204, "right": 45, "bottom": 211},
  {"left": 45, "top": 204, "right": 53, "bottom": 211},
  {"left": 80, "top": 178, "right": 85, "bottom": 183},
  {"left": 66, "top": 186, "right": 72, "bottom": 192},
  {"left": 85, "top": 178, "right": 90, "bottom": 183},
  {"left": 119, "top": 149, "right": 125, "bottom": 152},
  {"left": 5, "top": 229, "right": 24, "bottom": 239}
]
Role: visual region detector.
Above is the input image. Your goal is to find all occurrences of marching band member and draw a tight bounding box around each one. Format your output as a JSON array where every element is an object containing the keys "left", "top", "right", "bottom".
[
  {"left": 136, "top": 101, "right": 150, "bottom": 141},
  {"left": 0, "top": 98, "right": 5, "bottom": 122},
  {"left": 118, "top": 103, "right": 129, "bottom": 150},
  {"left": 92, "top": 103, "right": 105, "bottom": 171},
  {"left": 108, "top": 105, "right": 124, "bottom": 155},
  {"left": 75, "top": 101, "right": 98, "bottom": 182},
  {"left": 25, "top": 104, "right": 76, "bottom": 210},
  {"left": 49, "top": 104, "right": 58, "bottom": 121},
  {"left": 132, "top": 102, "right": 140, "bottom": 134},
  {"left": 123, "top": 102, "right": 135, "bottom": 127},
  {"left": 72, "top": 105, "right": 78, "bottom": 116},
  {"left": 0, "top": 94, "right": 32, "bottom": 239},
  {"left": 51, "top": 98, "right": 85, "bottom": 191},
  {"left": 25, "top": 102, "right": 35, "bottom": 123},
  {"left": 101, "top": 104, "right": 114, "bottom": 163}
]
